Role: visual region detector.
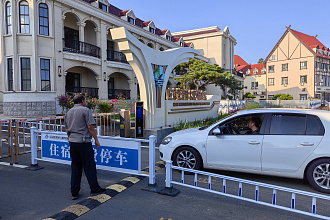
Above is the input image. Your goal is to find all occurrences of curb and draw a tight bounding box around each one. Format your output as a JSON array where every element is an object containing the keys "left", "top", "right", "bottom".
[{"left": 44, "top": 161, "right": 165, "bottom": 220}]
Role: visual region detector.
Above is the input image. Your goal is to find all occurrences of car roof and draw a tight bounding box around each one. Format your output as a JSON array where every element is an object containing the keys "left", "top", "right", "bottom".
[{"left": 236, "top": 108, "right": 330, "bottom": 116}]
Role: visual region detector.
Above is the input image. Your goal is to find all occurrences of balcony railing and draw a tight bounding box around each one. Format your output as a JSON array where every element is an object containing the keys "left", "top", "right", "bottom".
[
  {"left": 108, "top": 89, "right": 131, "bottom": 100},
  {"left": 63, "top": 38, "right": 101, "bottom": 59},
  {"left": 107, "top": 50, "right": 128, "bottom": 64},
  {"left": 66, "top": 86, "right": 99, "bottom": 99}
]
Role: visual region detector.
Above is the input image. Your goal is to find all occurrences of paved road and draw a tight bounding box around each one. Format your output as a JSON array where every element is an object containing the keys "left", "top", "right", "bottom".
[{"left": 0, "top": 147, "right": 327, "bottom": 220}]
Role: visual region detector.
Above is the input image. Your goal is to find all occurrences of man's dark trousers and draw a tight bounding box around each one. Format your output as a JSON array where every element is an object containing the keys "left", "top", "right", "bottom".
[{"left": 70, "top": 142, "right": 101, "bottom": 195}]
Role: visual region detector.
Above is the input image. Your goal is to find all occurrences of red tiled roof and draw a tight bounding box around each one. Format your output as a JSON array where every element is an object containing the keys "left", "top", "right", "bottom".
[
  {"left": 184, "top": 42, "right": 193, "bottom": 47},
  {"left": 83, "top": 1, "right": 176, "bottom": 43},
  {"left": 159, "top": 29, "right": 169, "bottom": 35},
  {"left": 173, "top": 29, "right": 219, "bottom": 38},
  {"left": 239, "top": 63, "right": 266, "bottom": 76},
  {"left": 171, "top": 36, "right": 182, "bottom": 42},
  {"left": 290, "top": 29, "right": 329, "bottom": 58},
  {"left": 234, "top": 55, "right": 248, "bottom": 67},
  {"left": 82, "top": 0, "right": 96, "bottom": 3}
]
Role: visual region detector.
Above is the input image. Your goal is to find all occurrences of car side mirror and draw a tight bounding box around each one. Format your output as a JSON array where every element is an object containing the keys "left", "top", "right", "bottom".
[{"left": 213, "top": 128, "right": 222, "bottom": 135}]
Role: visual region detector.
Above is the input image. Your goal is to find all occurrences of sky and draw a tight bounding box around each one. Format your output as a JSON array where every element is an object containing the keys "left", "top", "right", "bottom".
[{"left": 109, "top": 0, "right": 330, "bottom": 64}]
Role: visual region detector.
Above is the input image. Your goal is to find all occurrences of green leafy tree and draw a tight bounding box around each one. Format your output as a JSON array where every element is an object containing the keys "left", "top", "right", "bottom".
[
  {"left": 258, "top": 58, "right": 264, "bottom": 63},
  {"left": 175, "top": 59, "right": 244, "bottom": 97},
  {"left": 175, "top": 59, "right": 223, "bottom": 91},
  {"left": 272, "top": 93, "right": 293, "bottom": 100},
  {"left": 243, "top": 92, "right": 256, "bottom": 100}
]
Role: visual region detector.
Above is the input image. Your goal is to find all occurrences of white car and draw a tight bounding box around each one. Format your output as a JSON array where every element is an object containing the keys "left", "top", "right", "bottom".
[{"left": 159, "top": 109, "right": 330, "bottom": 193}]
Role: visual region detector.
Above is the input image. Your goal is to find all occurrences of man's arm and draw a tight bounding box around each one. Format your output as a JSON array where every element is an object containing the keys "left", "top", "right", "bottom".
[{"left": 88, "top": 125, "right": 100, "bottom": 150}]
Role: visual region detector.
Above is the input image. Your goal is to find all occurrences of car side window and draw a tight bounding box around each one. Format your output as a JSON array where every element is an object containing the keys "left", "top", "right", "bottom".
[
  {"left": 217, "top": 115, "right": 264, "bottom": 135},
  {"left": 269, "top": 114, "right": 306, "bottom": 135},
  {"left": 306, "top": 115, "right": 325, "bottom": 135}
]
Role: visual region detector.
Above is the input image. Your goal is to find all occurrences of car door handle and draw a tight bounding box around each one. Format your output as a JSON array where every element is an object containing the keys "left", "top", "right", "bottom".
[
  {"left": 300, "top": 142, "right": 314, "bottom": 146},
  {"left": 248, "top": 141, "right": 261, "bottom": 145}
]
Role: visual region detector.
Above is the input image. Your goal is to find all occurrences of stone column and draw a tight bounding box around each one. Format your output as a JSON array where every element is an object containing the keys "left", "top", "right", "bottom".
[
  {"left": 31, "top": 0, "right": 38, "bottom": 91},
  {"left": 55, "top": 3, "right": 65, "bottom": 96},
  {"left": 226, "top": 36, "right": 230, "bottom": 72},
  {"left": 95, "top": 27, "right": 101, "bottom": 48},
  {"left": 96, "top": 76, "right": 106, "bottom": 99},
  {"left": 77, "top": 21, "right": 86, "bottom": 42}
]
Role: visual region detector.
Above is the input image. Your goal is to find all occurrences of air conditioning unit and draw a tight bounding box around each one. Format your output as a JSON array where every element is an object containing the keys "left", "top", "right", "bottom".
[
  {"left": 300, "top": 82, "right": 304, "bottom": 86},
  {"left": 284, "top": 84, "right": 287, "bottom": 87}
]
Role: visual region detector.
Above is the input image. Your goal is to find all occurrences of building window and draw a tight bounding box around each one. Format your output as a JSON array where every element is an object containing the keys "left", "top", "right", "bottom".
[
  {"left": 261, "top": 68, "right": 266, "bottom": 74},
  {"left": 325, "top": 64, "right": 329, "bottom": 71},
  {"left": 149, "top": 27, "right": 155, "bottom": 34},
  {"left": 251, "top": 82, "right": 254, "bottom": 89},
  {"left": 7, "top": 58, "right": 13, "bottom": 91},
  {"left": 40, "top": 59, "right": 50, "bottom": 91},
  {"left": 321, "top": 63, "right": 325, "bottom": 70},
  {"left": 300, "top": 94, "right": 307, "bottom": 100},
  {"left": 261, "top": 92, "right": 266, "bottom": 95},
  {"left": 99, "top": 2, "right": 107, "bottom": 12},
  {"left": 327, "top": 76, "right": 329, "bottom": 87},
  {"left": 19, "top": 1, "right": 30, "bottom": 34},
  {"left": 39, "top": 3, "right": 49, "bottom": 36},
  {"left": 21, "top": 58, "right": 31, "bottom": 91},
  {"left": 300, "top": 61, "right": 307, "bottom": 69},
  {"left": 268, "top": 78, "right": 274, "bottom": 86},
  {"left": 281, "top": 77, "right": 288, "bottom": 86},
  {"left": 282, "top": 63, "right": 288, "bottom": 71},
  {"left": 166, "top": 35, "right": 171, "bottom": 41},
  {"left": 322, "top": 75, "right": 325, "bottom": 86},
  {"left": 128, "top": 16, "right": 134, "bottom": 24},
  {"left": 316, "top": 75, "right": 319, "bottom": 86},
  {"left": 271, "top": 55, "right": 276, "bottom": 61},
  {"left": 180, "top": 42, "right": 184, "bottom": 47},
  {"left": 253, "top": 68, "right": 258, "bottom": 74},
  {"left": 316, "top": 62, "right": 319, "bottom": 69},
  {"left": 316, "top": 48, "right": 319, "bottom": 54},
  {"left": 251, "top": 82, "right": 258, "bottom": 89},
  {"left": 5, "top": 2, "right": 12, "bottom": 35},
  {"left": 253, "top": 92, "right": 257, "bottom": 95},
  {"left": 268, "top": 95, "right": 274, "bottom": 99},
  {"left": 268, "top": 65, "right": 274, "bottom": 73},
  {"left": 300, "top": 75, "right": 307, "bottom": 84}
]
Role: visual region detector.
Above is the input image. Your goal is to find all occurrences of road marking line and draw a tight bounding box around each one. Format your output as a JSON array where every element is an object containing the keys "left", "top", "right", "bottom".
[
  {"left": 0, "top": 162, "right": 28, "bottom": 168},
  {"left": 122, "top": 176, "right": 140, "bottom": 184}
]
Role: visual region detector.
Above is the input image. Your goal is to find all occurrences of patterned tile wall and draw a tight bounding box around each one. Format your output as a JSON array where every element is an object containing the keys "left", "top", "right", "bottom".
[{"left": 2, "top": 102, "right": 56, "bottom": 118}]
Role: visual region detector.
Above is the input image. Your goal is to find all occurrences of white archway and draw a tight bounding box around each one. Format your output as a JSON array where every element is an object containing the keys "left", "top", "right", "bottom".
[{"left": 110, "top": 27, "right": 199, "bottom": 129}]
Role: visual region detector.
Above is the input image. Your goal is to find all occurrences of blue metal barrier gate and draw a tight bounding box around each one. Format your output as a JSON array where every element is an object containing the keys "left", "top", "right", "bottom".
[{"left": 29, "top": 127, "right": 156, "bottom": 185}]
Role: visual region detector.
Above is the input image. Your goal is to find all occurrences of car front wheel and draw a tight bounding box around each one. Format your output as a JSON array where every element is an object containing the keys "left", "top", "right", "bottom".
[
  {"left": 306, "top": 158, "right": 330, "bottom": 193},
  {"left": 172, "top": 147, "right": 202, "bottom": 170}
]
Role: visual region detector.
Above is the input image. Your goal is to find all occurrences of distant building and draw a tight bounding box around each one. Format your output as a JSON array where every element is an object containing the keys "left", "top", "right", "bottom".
[
  {"left": 240, "top": 64, "right": 267, "bottom": 100},
  {"left": 234, "top": 55, "right": 248, "bottom": 69},
  {"left": 265, "top": 26, "right": 330, "bottom": 100},
  {"left": 173, "top": 27, "right": 243, "bottom": 98}
]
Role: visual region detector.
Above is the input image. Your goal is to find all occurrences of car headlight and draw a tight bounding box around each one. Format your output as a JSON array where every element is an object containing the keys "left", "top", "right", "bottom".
[{"left": 161, "top": 136, "right": 172, "bottom": 145}]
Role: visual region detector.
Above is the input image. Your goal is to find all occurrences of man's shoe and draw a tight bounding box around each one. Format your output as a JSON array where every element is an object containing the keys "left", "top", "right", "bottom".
[
  {"left": 72, "top": 193, "right": 79, "bottom": 200},
  {"left": 90, "top": 188, "right": 106, "bottom": 196}
]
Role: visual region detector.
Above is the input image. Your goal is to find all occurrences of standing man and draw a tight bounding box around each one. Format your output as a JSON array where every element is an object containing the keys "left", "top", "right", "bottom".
[{"left": 65, "top": 94, "right": 106, "bottom": 200}]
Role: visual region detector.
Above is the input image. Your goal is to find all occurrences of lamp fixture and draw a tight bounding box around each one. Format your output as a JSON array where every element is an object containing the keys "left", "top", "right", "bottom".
[
  {"left": 58, "top": 66, "right": 62, "bottom": 77},
  {"left": 134, "top": 76, "right": 137, "bottom": 85}
]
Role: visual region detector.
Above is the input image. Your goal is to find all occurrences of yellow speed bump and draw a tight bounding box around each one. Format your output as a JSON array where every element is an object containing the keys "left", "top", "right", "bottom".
[
  {"left": 107, "top": 184, "right": 127, "bottom": 192},
  {"left": 62, "top": 204, "right": 90, "bottom": 216},
  {"left": 122, "top": 176, "right": 141, "bottom": 184},
  {"left": 90, "top": 194, "right": 111, "bottom": 203}
]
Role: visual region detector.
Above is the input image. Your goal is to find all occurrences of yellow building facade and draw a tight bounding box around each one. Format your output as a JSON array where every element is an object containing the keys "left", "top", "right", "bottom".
[{"left": 265, "top": 27, "right": 330, "bottom": 100}]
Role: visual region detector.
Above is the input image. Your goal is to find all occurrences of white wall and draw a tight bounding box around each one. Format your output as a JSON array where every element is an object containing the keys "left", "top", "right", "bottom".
[{"left": 165, "top": 95, "right": 221, "bottom": 126}]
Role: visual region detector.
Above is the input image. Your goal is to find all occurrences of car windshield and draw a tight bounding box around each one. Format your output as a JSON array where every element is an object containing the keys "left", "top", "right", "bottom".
[{"left": 199, "top": 112, "right": 237, "bottom": 130}]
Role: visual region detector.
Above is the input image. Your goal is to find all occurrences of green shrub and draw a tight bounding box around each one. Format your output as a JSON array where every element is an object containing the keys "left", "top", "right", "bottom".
[
  {"left": 96, "top": 100, "right": 114, "bottom": 113},
  {"left": 174, "top": 113, "right": 232, "bottom": 131},
  {"left": 244, "top": 102, "right": 262, "bottom": 110}
]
